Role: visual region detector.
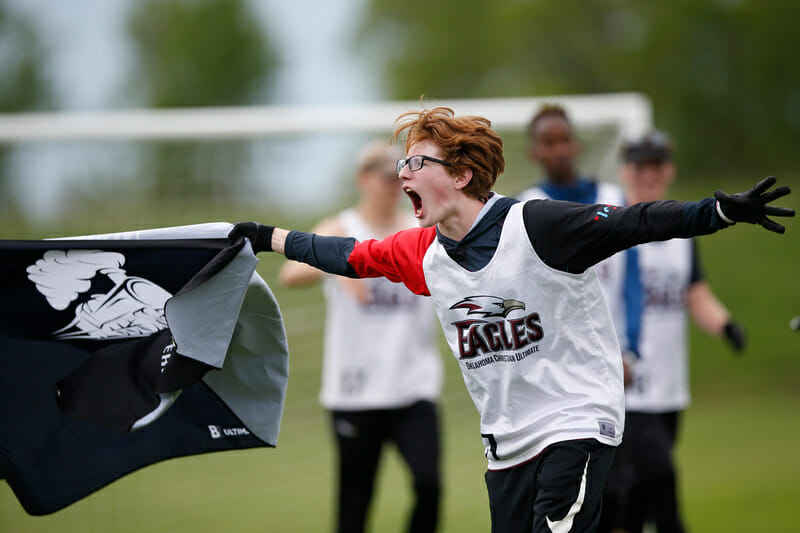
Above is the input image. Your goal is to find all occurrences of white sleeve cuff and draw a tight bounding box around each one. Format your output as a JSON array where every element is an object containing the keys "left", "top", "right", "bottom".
[{"left": 715, "top": 200, "right": 735, "bottom": 225}]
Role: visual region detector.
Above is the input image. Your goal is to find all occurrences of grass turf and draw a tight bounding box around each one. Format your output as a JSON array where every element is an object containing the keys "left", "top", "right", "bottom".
[{"left": 1, "top": 172, "right": 798, "bottom": 531}]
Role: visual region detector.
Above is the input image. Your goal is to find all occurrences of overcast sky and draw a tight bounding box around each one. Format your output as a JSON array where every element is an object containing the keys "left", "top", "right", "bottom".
[
  {"left": 6, "top": 0, "right": 378, "bottom": 109},
  {"left": 4, "top": 0, "right": 382, "bottom": 217}
]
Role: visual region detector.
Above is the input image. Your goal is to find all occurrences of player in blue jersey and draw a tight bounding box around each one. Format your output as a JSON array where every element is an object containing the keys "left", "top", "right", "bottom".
[
  {"left": 519, "top": 104, "right": 642, "bottom": 387},
  {"left": 229, "top": 107, "right": 793, "bottom": 533}
]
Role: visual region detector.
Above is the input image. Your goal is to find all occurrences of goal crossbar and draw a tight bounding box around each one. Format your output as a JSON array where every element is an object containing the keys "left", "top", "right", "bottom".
[{"left": 0, "top": 93, "right": 652, "bottom": 143}]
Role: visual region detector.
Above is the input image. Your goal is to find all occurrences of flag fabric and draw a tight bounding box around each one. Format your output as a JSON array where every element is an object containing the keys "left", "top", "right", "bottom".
[{"left": 0, "top": 223, "right": 289, "bottom": 515}]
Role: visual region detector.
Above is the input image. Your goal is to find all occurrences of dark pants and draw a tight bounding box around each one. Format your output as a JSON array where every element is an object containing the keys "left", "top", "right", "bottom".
[
  {"left": 485, "top": 438, "right": 616, "bottom": 533},
  {"left": 331, "top": 400, "right": 441, "bottom": 533},
  {"left": 599, "top": 411, "right": 685, "bottom": 533}
]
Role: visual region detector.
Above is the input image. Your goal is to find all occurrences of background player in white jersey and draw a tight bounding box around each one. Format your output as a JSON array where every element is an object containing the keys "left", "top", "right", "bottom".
[
  {"left": 599, "top": 131, "right": 746, "bottom": 533},
  {"left": 518, "top": 104, "right": 643, "bottom": 381},
  {"left": 229, "top": 107, "right": 793, "bottom": 533},
  {"left": 278, "top": 141, "right": 443, "bottom": 533}
]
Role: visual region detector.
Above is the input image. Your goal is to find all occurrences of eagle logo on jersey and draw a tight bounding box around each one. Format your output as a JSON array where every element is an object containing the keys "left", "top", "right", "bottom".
[
  {"left": 450, "top": 296, "right": 525, "bottom": 318},
  {"left": 450, "top": 295, "right": 543, "bottom": 359}
]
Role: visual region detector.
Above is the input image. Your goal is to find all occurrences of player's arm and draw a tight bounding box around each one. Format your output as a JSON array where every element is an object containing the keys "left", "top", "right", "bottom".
[
  {"left": 267, "top": 227, "right": 291, "bottom": 255},
  {"left": 277, "top": 217, "right": 343, "bottom": 288},
  {"left": 228, "top": 223, "right": 434, "bottom": 296},
  {"left": 685, "top": 240, "right": 745, "bottom": 352},
  {"left": 687, "top": 281, "right": 745, "bottom": 353},
  {"left": 227, "top": 223, "right": 354, "bottom": 272},
  {"left": 524, "top": 177, "right": 793, "bottom": 273},
  {"left": 278, "top": 217, "right": 373, "bottom": 303},
  {"left": 687, "top": 282, "right": 731, "bottom": 335},
  {"left": 524, "top": 197, "right": 718, "bottom": 272}
]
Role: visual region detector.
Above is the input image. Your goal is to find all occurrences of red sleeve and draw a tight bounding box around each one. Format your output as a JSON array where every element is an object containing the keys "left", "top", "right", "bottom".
[{"left": 347, "top": 226, "right": 436, "bottom": 296}]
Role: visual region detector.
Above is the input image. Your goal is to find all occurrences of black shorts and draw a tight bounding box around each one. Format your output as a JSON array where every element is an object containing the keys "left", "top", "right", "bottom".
[
  {"left": 485, "top": 438, "right": 615, "bottom": 533},
  {"left": 602, "top": 411, "right": 684, "bottom": 533}
]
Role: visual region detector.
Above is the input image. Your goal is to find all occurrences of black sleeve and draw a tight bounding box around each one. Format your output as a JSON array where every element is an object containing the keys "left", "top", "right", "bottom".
[
  {"left": 689, "top": 238, "right": 704, "bottom": 285},
  {"left": 522, "top": 197, "right": 728, "bottom": 273},
  {"left": 284, "top": 231, "right": 359, "bottom": 278}
]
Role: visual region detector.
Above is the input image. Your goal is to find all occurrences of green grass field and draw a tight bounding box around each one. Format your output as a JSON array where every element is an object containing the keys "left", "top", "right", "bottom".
[{"left": 1, "top": 173, "right": 799, "bottom": 532}]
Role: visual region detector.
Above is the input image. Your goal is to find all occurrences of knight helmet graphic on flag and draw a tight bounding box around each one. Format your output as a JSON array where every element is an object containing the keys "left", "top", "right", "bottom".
[{"left": 26, "top": 249, "right": 172, "bottom": 340}]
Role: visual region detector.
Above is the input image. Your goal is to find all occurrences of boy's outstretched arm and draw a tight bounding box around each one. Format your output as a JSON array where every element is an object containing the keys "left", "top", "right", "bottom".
[
  {"left": 227, "top": 222, "right": 434, "bottom": 295},
  {"left": 228, "top": 224, "right": 356, "bottom": 276},
  {"left": 523, "top": 176, "right": 794, "bottom": 273}
]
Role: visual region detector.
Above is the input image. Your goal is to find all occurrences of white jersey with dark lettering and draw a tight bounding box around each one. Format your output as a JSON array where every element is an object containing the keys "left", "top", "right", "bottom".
[
  {"left": 624, "top": 238, "right": 694, "bottom": 412},
  {"left": 422, "top": 202, "right": 625, "bottom": 469},
  {"left": 319, "top": 209, "right": 442, "bottom": 410},
  {"left": 517, "top": 182, "right": 630, "bottom": 350}
]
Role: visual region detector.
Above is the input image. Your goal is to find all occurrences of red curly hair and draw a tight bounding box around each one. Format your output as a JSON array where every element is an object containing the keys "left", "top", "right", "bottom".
[{"left": 392, "top": 106, "right": 505, "bottom": 200}]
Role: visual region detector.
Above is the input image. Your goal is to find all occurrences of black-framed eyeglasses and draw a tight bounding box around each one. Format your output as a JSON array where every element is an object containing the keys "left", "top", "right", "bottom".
[{"left": 396, "top": 155, "right": 452, "bottom": 175}]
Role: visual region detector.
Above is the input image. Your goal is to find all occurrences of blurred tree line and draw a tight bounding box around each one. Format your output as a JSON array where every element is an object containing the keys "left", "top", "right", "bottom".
[
  {"left": 2, "top": 0, "right": 797, "bottom": 207},
  {"left": 126, "top": 0, "right": 276, "bottom": 198},
  {"left": 358, "top": 0, "right": 800, "bottom": 177}
]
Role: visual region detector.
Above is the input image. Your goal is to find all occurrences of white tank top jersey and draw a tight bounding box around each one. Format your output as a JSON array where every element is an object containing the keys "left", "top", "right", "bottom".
[
  {"left": 423, "top": 202, "right": 625, "bottom": 470},
  {"left": 319, "top": 209, "right": 442, "bottom": 410},
  {"left": 517, "top": 183, "right": 630, "bottom": 350},
  {"left": 624, "top": 238, "right": 693, "bottom": 412}
]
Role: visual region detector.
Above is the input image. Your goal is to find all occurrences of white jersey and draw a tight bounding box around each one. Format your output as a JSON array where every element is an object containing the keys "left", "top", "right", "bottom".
[
  {"left": 319, "top": 209, "right": 442, "bottom": 410},
  {"left": 517, "top": 183, "right": 631, "bottom": 351},
  {"left": 423, "top": 202, "right": 625, "bottom": 469},
  {"left": 625, "top": 238, "right": 694, "bottom": 412}
]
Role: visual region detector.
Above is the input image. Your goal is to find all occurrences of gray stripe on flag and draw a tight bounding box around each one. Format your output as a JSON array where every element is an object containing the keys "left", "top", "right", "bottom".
[{"left": 203, "top": 272, "right": 289, "bottom": 445}]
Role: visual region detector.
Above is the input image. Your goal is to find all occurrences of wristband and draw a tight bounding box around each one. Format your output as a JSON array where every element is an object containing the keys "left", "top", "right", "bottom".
[
  {"left": 723, "top": 320, "right": 745, "bottom": 353},
  {"left": 254, "top": 224, "right": 275, "bottom": 253},
  {"left": 715, "top": 200, "right": 735, "bottom": 225}
]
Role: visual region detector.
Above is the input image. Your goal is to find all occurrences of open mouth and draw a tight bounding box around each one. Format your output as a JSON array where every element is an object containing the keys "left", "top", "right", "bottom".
[{"left": 403, "top": 187, "right": 423, "bottom": 218}]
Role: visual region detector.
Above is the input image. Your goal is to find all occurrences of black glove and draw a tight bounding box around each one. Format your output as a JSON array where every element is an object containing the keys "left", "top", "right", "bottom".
[
  {"left": 228, "top": 222, "right": 274, "bottom": 253},
  {"left": 723, "top": 320, "right": 745, "bottom": 354},
  {"left": 714, "top": 176, "right": 794, "bottom": 233}
]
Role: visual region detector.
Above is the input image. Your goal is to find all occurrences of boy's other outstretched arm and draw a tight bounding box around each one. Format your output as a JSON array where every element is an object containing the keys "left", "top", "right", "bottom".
[{"left": 524, "top": 176, "right": 794, "bottom": 273}]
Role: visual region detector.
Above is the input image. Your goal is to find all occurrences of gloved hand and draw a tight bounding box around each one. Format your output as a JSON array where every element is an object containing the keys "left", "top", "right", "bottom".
[
  {"left": 228, "top": 222, "right": 274, "bottom": 253},
  {"left": 723, "top": 320, "right": 745, "bottom": 354},
  {"left": 714, "top": 176, "right": 794, "bottom": 233}
]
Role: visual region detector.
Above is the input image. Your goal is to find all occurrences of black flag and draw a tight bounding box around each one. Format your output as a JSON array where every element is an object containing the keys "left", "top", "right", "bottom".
[{"left": 0, "top": 223, "right": 289, "bottom": 515}]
